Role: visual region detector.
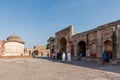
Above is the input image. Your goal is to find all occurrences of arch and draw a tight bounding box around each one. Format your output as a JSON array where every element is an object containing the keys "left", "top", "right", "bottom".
[
  {"left": 78, "top": 41, "right": 86, "bottom": 56},
  {"left": 32, "top": 50, "right": 38, "bottom": 57},
  {"left": 104, "top": 40, "right": 112, "bottom": 59},
  {"left": 59, "top": 37, "right": 67, "bottom": 53},
  {"left": 104, "top": 40, "right": 112, "bottom": 51}
]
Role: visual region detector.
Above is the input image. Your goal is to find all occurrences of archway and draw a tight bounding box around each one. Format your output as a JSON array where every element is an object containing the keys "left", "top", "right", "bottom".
[
  {"left": 78, "top": 41, "right": 86, "bottom": 57},
  {"left": 57, "top": 38, "right": 67, "bottom": 60},
  {"left": 59, "top": 38, "right": 67, "bottom": 53},
  {"left": 32, "top": 50, "right": 38, "bottom": 57},
  {"left": 104, "top": 40, "right": 112, "bottom": 59}
]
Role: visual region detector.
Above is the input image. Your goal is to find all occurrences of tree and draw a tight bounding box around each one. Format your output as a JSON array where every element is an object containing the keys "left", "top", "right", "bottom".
[
  {"left": 46, "top": 36, "right": 55, "bottom": 49},
  {"left": 47, "top": 36, "right": 55, "bottom": 43},
  {"left": 46, "top": 43, "right": 50, "bottom": 49}
]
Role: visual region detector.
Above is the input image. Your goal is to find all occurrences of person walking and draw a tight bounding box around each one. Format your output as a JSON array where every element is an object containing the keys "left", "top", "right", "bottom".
[
  {"left": 78, "top": 52, "right": 83, "bottom": 60},
  {"left": 102, "top": 51, "right": 109, "bottom": 65},
  {"left": 62, "top": 52, "right": 66, "bottom": 62},
  {"left": 67, "top": 51, "right": 72, "bottom": 63}
]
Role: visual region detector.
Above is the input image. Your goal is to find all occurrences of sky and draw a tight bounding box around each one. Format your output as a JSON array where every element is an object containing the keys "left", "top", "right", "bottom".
[{"left": 0, "top": 0, "right": 120, "bottom": 48}]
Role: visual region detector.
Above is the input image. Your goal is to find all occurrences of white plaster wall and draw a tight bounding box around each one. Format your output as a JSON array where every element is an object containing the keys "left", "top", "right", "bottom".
[{"left": 4, "top": 42, "right": 24, "bottom": 56}]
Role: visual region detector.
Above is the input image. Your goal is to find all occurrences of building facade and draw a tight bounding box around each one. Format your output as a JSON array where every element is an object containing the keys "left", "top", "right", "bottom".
[
  {"left": 24, "top": 48, "right": 34, "bottom": 56},
  {"left": 53, "top": 20, "right": 120, "bottom": 64},
  {"left": 4, "top": 34, "right": 25, "bottom": 56},
  {"left": 0, "top": 34, "right": 49, "bottom": 57},
  {"left": 24, "top": 46, "right": 50, "bottom": 57},
  {"left": 33, "top": 46, "right": 50, "bottom": 57}
]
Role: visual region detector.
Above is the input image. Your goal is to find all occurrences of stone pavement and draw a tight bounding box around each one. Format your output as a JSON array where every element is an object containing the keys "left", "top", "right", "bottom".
[{"left": 0, "top": 57, "right": 119, "bottom": 80}]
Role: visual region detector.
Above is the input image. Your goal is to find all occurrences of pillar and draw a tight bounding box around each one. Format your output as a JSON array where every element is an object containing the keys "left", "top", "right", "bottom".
[
  {"left": 116, "top": 25, "right": 120, "bottom": 58},
  {"left": 74, "top": 42, "right": 78, "bottom": 59},
  {"left": 97, "top": 30, "right": 102, "bottom": 58}
]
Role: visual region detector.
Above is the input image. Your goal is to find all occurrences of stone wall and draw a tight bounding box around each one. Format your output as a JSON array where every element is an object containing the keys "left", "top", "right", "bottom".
[
  {"left": 55, "top": 25, "right": 74, "bottom": 53},
  {"left": 55, "top": 20, "right": 120, "bottom": 60}
]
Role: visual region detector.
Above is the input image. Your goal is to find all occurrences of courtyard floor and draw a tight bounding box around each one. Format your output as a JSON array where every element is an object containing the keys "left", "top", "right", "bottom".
[{"left": 0, "top": 57, "right": 119, "bottom": 80}]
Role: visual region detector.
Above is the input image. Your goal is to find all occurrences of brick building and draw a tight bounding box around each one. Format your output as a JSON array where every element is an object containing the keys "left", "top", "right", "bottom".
[{"left": 51, "top": 20, "right": 120, "bottom": 64}]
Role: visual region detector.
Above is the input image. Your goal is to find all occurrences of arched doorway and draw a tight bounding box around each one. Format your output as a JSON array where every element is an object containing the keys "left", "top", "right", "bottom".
[
  {"left": 32, "top": 50, "right": 38, "bottom": 57},
  {"left": 104, "top": 40, "right": 112, "bottom": 59},
  {"left": 57, "top": 38, "right": 67, "bottom": 60},
  {"left": 78, "top": 41, "right": 86, "bottom": 56},
  {"left": 60, "top": 38, "right": 67, "bottom": 53}
]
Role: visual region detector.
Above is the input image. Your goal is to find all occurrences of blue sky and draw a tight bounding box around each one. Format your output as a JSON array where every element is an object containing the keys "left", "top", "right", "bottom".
[{"left": 0, "top": 0, "right": 120, "bottom": 48}]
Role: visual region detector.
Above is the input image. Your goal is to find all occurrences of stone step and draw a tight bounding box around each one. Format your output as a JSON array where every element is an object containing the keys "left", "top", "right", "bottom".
[{"left": 81, "top": 57, "right": 120, "bottom": 65}]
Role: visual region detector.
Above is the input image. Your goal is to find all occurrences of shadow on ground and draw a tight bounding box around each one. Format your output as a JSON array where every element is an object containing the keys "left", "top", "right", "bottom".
[{"left": 35, "top": 56, "right": 120, "bottom": 74}]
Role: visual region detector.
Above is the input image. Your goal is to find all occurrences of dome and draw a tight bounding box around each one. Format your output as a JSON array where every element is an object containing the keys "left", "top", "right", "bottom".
[{"left": 7, "top": 34, "right": 24, "bottom": 44}]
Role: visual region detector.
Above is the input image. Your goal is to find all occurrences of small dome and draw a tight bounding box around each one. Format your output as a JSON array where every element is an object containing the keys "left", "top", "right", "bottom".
[{"left": 7, "top": 34, "right": 24, "bottom": 44}]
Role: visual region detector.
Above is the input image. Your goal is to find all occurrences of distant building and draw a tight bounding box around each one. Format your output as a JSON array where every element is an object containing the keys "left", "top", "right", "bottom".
[
  {"left": 24, "top": 46, "right": 50, "bottom": 57},
  {"left": 33, "top": 46, "right": 50, "bottom": 57},
  {"left": 24, "top": 48, "right": 34, "bottom": 56},
  {"left": 0, "top": 40, "right": 5, "bottom": 56},
  {"left": 4, "top": 34, "right": 25, "bottom": 56},
  {"left": 0, "top": 34, "right": 49, "bottom": 57}
]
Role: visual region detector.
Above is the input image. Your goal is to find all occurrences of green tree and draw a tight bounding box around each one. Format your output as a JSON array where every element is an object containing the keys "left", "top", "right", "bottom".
[
  {"left": 46, "top": 36, "right": 55, "bottom": 49},
  {"left": 46, "top": 44, "right": 50, "bottom": 49},
  {"left": 47, "top": 36, "right": 55, "bottom": 43}
]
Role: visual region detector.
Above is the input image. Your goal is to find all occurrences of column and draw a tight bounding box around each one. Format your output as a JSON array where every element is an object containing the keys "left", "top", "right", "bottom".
[
  {"left": 73, "top": 42, "right": 78, "bottom": 59},
  {"left": 112, "top": 27, "right": 117, "bottom": 59},
  {"left": 116, "top": 25, "right": 120, "bottom": 58},
  {"left": 97, "top": 30, "right": 102, "bottom": 58}
]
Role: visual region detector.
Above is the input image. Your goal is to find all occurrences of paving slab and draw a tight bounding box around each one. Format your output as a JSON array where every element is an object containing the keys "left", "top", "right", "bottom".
[{"left": 0, "top": 58, "right": 119, "bottom": 80}]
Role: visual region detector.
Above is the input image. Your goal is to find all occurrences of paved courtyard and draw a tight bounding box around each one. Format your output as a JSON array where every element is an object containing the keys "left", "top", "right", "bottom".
[{"left": 0, "top": 57, "right": 119, "bottom": 80}]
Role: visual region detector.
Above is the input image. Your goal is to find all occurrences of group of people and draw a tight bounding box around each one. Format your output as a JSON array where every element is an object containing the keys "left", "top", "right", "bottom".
[
  {"left": 62, "top": 51, "right": 72, "bottom": 63},
  {"left": 77, "top": 51, "right": 112, "bottom": 65},
  {"left": 54, "top": 50, "right": 111, "bottom": 65}
]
